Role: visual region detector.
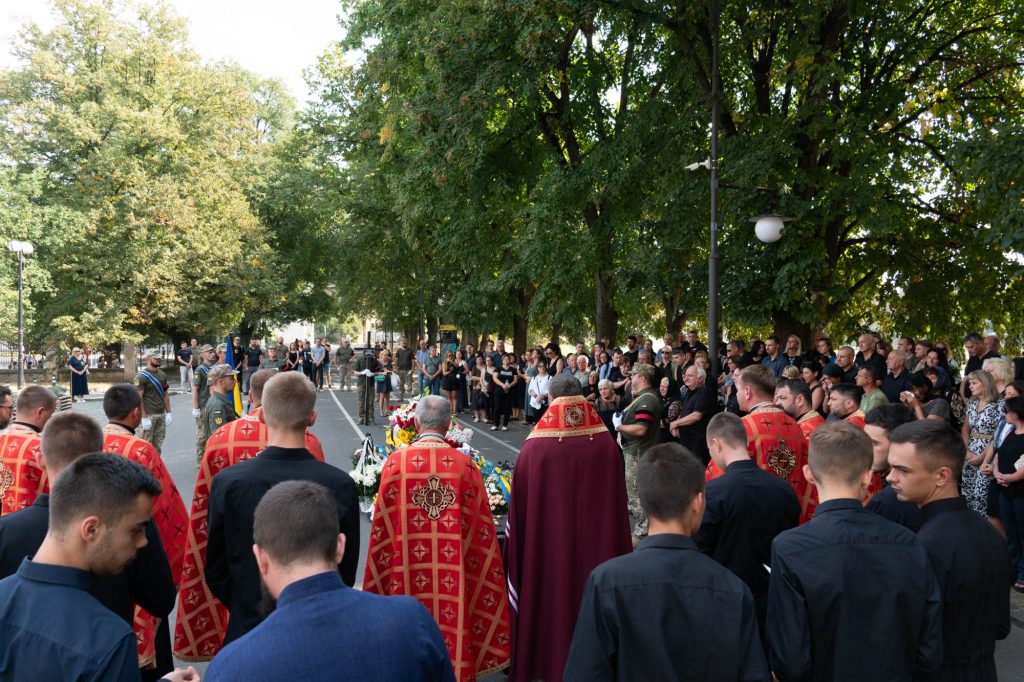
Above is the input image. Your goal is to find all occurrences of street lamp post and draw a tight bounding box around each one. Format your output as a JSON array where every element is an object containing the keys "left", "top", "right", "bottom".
[
  {"left": 709, "top": 0, "right": 721, "bottom": 384},
  {"left": 701, "top": 0, "right": 789, "bottom": 384},
  {"left": 7, "top": 240, "right": 35, "bottom": 390}
]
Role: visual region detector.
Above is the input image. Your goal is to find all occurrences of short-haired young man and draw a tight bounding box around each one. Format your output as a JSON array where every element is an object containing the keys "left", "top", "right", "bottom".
[
  {"left": 862, "top": 404, "right": 925, "bottom": 532},
  {"left": 0, "top": 412, "right": 178, "bottom": 680},
  {"left": 204, "top": 481, "right": 454, "bottom": 681},
  {"left": 205, "top": 371, "right": 359, "bottom": 644},
  {"left": 695, "top": 412, "right": 800, "bottom": 634},
  {"left": 0, "top": 385, "right": 13, "bottom": 430},
  {"left": 565, "top": 442, "right": 769, "bottom": 681},
  {"left": 766, "top": 422, "right": 942, "bottom": 681},
  {"left": 0, "top": 453, "right": 196, "bottom": 681},
  {"left": 888, "top": 420, "right": 1010, "bottom": 679},
  {"left": 0, "top": 385, "right": 57, "bottom": 515}
]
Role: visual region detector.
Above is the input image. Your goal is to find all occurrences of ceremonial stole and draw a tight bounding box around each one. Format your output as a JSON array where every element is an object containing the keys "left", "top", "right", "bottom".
[
  {"left": 172, "top": 409, "right": 325, "bottom": 661},
  {"left": 0, "top": 425, "right": 47, "bottom": 516},
  {"left": 103, "top": 429, "right": 189, "bottom": 668},
  {"left": 363, "top": 441, "right": 512, "bottom": 682}
]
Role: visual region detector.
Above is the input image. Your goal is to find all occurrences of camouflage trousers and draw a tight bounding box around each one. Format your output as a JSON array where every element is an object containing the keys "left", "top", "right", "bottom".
[
  {"left": 338, "top": 363, "right": 352, "bottom": 390},
  {"left": 623, "top": 448, "right": 648, "bottom": 545},
  {"left": 397, "top": 370, "right": 414, "bottom": 401},
  {"left": 140, "top": 413, "right": 167, "bottom": 454},
  {"left": 195, "top": 409, "right": 208, "bottom": 464}
]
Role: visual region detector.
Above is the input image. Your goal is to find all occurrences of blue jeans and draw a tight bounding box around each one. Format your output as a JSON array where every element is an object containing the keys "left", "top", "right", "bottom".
[
  {"left": 429, "top": 378, "right": 441, "bottom": 396},
  {"left": 999, "top": 490, "right": 1024, "bottom": 583},
  {"left": 419, "top": 371, "right": 427, "bottom": 392}
]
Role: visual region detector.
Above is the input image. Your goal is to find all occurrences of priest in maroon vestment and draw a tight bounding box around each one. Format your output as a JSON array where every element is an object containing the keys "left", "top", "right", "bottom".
[{"left": 505, "top": 374, "right": 632, "bottom": 682}]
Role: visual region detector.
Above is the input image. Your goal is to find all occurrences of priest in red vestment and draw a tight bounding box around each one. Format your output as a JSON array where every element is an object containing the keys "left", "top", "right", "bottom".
[
  {"left": 708, "top": 366, "right": 812, "bottom": 522},
  {"left": 364, "top": 395, "right": 511, "bottom": 682},
  {"left": 173, "top": 369, "right": 325, "bottom": 661},
  {"left": 0, "top": 386, "right": 56, "bottom": 516},
  {"left": 100, "top": 384, "right": 189, "bottom": 671},
  {"left": 505, "top": 374, "right": 631, "bottom": 682},
  {"left": 775, "top": 379, "right": 825, "bottom": 520}
]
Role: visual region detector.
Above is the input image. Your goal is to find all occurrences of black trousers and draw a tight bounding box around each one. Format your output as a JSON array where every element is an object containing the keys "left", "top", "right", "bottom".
[
  {"left": 312, "top": 363, "right": 324, "bottom": 388},
  {"left": 492, "top": 389, "right": 511, "bottom": 426}
]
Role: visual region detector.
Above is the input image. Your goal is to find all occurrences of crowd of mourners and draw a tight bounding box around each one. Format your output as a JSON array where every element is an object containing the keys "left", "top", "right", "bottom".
[{"left": 0, "top": 323, "right": 1021, "bottom": 682}]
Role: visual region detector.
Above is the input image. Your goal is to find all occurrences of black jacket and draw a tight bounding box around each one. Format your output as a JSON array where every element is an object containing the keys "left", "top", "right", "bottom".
[
  {"left": 206, "top": 446, "right": 360, "bottom": 644},
  {"left": 766, "top": 499, "right": 942, "bottom": 682},
  {"left": 917, "top": 497, "right": 1011, "bottom": 681}
]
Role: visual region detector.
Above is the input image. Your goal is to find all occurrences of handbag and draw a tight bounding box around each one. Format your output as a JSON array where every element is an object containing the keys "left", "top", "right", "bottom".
[{"left": 391, "top": 373, "right": 401, "bottom": 391}]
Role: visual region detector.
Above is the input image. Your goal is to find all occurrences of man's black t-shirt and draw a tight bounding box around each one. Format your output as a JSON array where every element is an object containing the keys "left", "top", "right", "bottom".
[
  {"left": 176, "top": 348, "right": 192, "bottom": 365},
  {"left": 245, "top": 346, "right": 264, "bottom": 368}
]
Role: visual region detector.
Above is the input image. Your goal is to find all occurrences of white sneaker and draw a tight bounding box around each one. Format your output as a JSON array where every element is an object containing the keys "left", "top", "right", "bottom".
[
  {"left": 473, "top": 416, "right": 479, "bottom": 422},
  {"left": 501, "top": 426, "right": 508, "bottom": 431},
  {"left": 491, "top": 426, "right": 498, "bottom": 431}
]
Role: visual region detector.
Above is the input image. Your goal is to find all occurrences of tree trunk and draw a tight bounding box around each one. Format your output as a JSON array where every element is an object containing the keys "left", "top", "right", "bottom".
[
  {"left": 594, "top": 268, "right": 619, "bottom": 347},
  {"left": 511, "top": 286, "right": 533, "bottom": 355},
  {"left": 551, "top": 322, "right": 562, "bottom": 346},
  {"left": 772, "top": 310, "right": 813, "bottom": 348},
  {"left": 464, "top": 331, "right": 480, "bottom": 350},
  {"left": 123, "top": 340, "right": 137, "bottom": 375},
  {"left": 663, "top": 291, "right": 685, "bottom": 336},
  {"left": 426, "top": 316, "right": 438, "bottom": 345}
]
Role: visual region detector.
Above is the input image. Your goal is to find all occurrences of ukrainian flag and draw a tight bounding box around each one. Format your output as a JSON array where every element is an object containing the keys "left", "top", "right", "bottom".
[{"left": 223, "top": 335, "right": 244, "bottom": 415}]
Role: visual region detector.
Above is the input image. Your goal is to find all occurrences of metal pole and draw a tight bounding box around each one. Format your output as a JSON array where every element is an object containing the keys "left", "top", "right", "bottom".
[
  {"left": 16, "top": 251, "right": 24, "bottom": 390},
  {"left": 708, "top": 0, "right": 721, "bottom": 384}
]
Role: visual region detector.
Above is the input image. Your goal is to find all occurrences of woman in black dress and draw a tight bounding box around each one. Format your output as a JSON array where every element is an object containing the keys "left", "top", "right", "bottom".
[
  {"left": 68, "top": 347, "right": 89, "bottom": 402},
  {"left": 490, "top": 353, "right": 517, "bottom": 431},
  {"left": 300, "top": 341, "right": 314, "bottom": 378},
  {"left": 441, "top": 350, "right": 459, "bottom": 414},
  {"left": 473, "top": 355, "right": 495, "bottom": 424}
]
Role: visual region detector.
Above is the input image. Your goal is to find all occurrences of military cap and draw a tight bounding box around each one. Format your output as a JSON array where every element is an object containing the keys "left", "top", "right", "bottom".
[
  {"left": 207, "top": 364, "right": 239, "bottom": 382},
  {"left": 199, "top": 344, "right": 215, "bottom": 353},
  {"left": 143, "top": 349, "right": 161, "bottom": 359},
  {"left": 217, "top": 343, "right": 228, "bottom": 352}
]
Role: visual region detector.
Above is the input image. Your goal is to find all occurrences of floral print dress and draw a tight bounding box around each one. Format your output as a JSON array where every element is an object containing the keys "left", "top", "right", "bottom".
[{"left": 963, "top": 399, "right": 1002, "bottom": 515}]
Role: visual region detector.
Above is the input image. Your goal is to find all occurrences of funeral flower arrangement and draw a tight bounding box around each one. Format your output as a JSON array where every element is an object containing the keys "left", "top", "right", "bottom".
[
  {"left": 386, "top": 393, "right": 475, "bottom": 450},
  {"left": 388, "top": 394, "right": 513, "bottom": 523},
  {"left": 351, "top": 436, "right": 388, "bottom": 514}
]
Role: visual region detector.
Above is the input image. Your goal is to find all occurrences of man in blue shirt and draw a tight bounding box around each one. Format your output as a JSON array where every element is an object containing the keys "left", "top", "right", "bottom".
[
  {"left": 416, "top": 339, "right": 431, "bottom": 392},
  {"left": 0, "top": 453, "right": 196, "bottom": 682},
  {"left": 760, "top": 335, "right": 788, "bottom": 378},
  {"left": 206, "top": 479, "right": 454, "bottom": 681}
]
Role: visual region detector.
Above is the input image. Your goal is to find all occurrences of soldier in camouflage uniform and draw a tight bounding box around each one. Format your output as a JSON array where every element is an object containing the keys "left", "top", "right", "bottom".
[
  {"left": 205, "top": 364, "right": 239, "bottom": 439},
  {"left": 191, "top": 344, "right": 217, "bottom": 462},
  {"left": 613, "top": 362, "right": 662, "bottom": 545},
  {"left": 136, "top": 349, "right": 171, "bottom": 453}
]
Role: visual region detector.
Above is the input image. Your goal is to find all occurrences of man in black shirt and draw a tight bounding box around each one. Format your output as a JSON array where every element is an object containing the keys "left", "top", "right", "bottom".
[
  {"left": 887, "top": 420, "right": 1011, "bottom": 680},
  {"left": 695, "top": 412, "right": 799, "bottom": 634},
  {"left": 206, "top": 371, "right": 360, "bottom": 644},
  {"left": 854, "top": 333, "right": 886, "bottom": 375},
  {"left": 962, "top": 332, "right": 1001, "bottom": 398},
  {"left": 766, "top": 422, "right": 942, "bottom": 682},
  {"left": 623, "top": 335, "right": 640, "bottom": 365},
  {"left": 881, "top": 349, "right": 912, "bottom": 403},
  {"left": 668, "top": 365, "right": 718, "bottom": 465},
  {"left": 243, "top": 339, "right": 264, "bottom": 394},
  {"left": 863, "top": 404, "right": 926, "bottom": 532},
  {"left": 395, "top": 338, "right": 416, "bottom": 401},
  {"left": 565, "top": 442, "right": 768, "bottom": 681}
]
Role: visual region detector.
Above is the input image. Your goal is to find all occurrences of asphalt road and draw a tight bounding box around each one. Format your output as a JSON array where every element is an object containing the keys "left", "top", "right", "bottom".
[{"left": 66, "top": 385, "right": 1024, "bottom": 680}]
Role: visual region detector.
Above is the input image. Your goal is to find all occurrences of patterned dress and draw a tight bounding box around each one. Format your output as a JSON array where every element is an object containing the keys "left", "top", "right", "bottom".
[{"left": 964, "top": 400, "right": 1002, "bottom": 516}]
